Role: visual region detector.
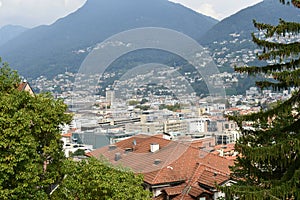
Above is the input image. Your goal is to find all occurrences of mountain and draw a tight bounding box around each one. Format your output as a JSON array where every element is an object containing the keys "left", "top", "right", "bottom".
[
  {"left": 0, "top": 0, "right": 218, "bottom": 78},
  {"left": 0, "top": 25, "right": 28, "bottom": 46},
  {"left": 198, "top": 0, "right": 300, "bottom": 95},
  {"left": 200, "top": 0, "right": 300, "bottom": 44}
]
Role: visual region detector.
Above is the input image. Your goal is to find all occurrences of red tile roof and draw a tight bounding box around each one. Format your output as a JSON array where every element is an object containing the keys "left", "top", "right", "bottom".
[
  {"left": 17, "top": 82, "right": 34, "bottom": 95},
  {"left": 160, "top": 183, "right": 212, "bottom": 200},
  {"left": 89, "top": 134, "right": 234, "bottom": 189},
  {"left": 62, "top": 132, "right": 72, "bottom": 138},
  {"left": 164, "top": 185, "right": 186, "bottom": 196},
  {"left": 188, "top": 186, "right": 211, "bottom": 197},
  {"left": 17, "top": 82, "right": 27, "bottom": 91},
  {"left": 214, "top": 143, "right": 235, "bottom": 152},
  {"left": 152, "top": 194, "right": 164, "bottom": 200},
  {"left": 172, "top": 194, "right": 194, "bottom": 200},
  {"left": 198, "top": 168, "right": 230, "bottom": 188}
]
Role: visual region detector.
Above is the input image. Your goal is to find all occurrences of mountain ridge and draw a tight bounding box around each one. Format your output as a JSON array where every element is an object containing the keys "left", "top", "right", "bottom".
[
  {"left": 198, "top": 0, "right": 300, "bottom": 95},
  {"left": 199, "top": 0, "right": 300, "bottom": 44},
  {"left": 0, "top": 25, "right": 28, "bottom": 47},
  {"left": 0, "top": 0, "right": 218, "bottom": 78}
]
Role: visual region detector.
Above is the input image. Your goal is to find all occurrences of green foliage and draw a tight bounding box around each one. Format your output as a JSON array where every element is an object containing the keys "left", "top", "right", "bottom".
[
  {"left": 140, "top": 98, "right": 149, "bottom": 105},
  {"left": 159, "top": 103, "right": 181, "bottom": 112},
  {"left": 0, "top": 60, "right": 72, "bottom": 199},
  {"left": 70, "top": 149, "right": 86, "bottom": 157},
  {"left": 0, "top": 58, "right": 20, "bottom": 92},
  {"left": 128, "top": 99, "right": 150, "bottom": 110},
  {"left": 128, "top": 100, "right": 139, "bottom": 106},
  {"left": 136, "top": 105, "right": 150, "bottom": 111},
  {"left": 222, "top": 2, "right": 300, "bottom": 199},
  {"left": 0, "top": 59, "right": 150, "bottom": 200},
  {"left": 51, "top": 158, "right": 152, "bottom": 200}
]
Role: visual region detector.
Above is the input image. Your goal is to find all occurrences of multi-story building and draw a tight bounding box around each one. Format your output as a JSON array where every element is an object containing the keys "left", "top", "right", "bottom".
[
  {"left": 164, "top": 119, "right": 188, "bottom": 133},
  {"left": 186, "top": 118, "right": 209, "bottom": 133},
  {"left": 125, "top": 121, "right": 164, "bottom": 134},
  {"left": 215, "top": 130, "right": 240, "bottom": 145}
]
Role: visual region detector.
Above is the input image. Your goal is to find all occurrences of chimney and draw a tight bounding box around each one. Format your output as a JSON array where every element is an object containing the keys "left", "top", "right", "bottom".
[
  {"left": 115, "top": 153, "right": 121, "bottom": 161},
  {"left": 150, "top": 143, "right": 160, "bottom": 153}
]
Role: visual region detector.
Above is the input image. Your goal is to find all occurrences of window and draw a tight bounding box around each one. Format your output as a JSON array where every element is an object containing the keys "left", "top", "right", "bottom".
[{"left": 224, "top": 124, "right": 229, "bottom": 129}]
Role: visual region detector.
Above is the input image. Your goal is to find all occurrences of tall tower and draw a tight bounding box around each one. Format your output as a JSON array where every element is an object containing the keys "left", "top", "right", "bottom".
[{"left": 106, "top": 89, "right": 115, "bottom": 107}]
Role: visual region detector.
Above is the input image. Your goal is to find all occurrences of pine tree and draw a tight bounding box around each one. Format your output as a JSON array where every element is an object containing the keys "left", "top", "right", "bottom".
[{"left": 222, "top": 1, "right": 300, "bottom": 199}]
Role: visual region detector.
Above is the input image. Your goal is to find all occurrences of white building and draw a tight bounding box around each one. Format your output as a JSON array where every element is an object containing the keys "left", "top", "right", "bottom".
[{"left": 186, "top": 118, "right": 209, "bottom": 133}]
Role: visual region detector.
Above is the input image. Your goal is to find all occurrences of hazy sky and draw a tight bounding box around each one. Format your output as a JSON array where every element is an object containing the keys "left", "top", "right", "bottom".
[
  {"left": 169, "top": 0, "right": 263, "bottom": 20},
  {"left": 0, "top": 0, "right": 263, "bottom": 28}
]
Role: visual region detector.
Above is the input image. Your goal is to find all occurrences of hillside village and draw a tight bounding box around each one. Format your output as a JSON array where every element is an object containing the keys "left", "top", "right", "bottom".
[
  {"left": 1, "top": 0, "right": 299, "bottom": 198},
  {"left": 28, "top": 50, "right": 292, "bottom": 199},
  {"left": 23, "top": 22, "right": 299, "bottom": 197}
]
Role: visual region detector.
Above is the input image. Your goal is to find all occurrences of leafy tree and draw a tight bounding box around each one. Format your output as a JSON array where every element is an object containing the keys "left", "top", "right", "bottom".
[
  {"left": 140, "top": 98, "right": 149, "bottom": 105},
  {"left": 0, "top": 59, "right": 72, "bottom": 199},
  {"left": 0, "top": 59, "right": 151, "bottom": 200},
  {"left": 159, "top": 103, "right": 181, "bottom": 112},
  {"left": 70, "top": 149, "right": 86, "bottom": 157},
  {"left": 51, "top": 158, "right": 152, "bottom": 200},
  {"left": 128, "top": 100, "right": 139, "bottom": 106},
  {"left": 222, "top": 1, "right": 300, "bottom": 199},
  {"left": 136, "top": 105, "right": 151, "bottom": 111}
]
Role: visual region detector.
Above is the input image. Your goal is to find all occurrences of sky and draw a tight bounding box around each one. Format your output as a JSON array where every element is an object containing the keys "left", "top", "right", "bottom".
[
  {"left": 169, "top": 0, "right": 263, "bottom": 20},
  {"left": 0, "top": 0, "right": 263, "bottom": 28}
]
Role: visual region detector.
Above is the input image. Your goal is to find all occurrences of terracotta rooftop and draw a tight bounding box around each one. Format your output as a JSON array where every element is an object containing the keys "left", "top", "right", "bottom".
[
  {"left": 188, "top": 185, "right": 211, "bottom": 197},
  {"left": 152, "top": 194, "right": 164, "bottom": 200},
  {"left": 166, "top": 183, "right": 212, "bottom": 199},
  {"left": 172, "top": 194, "right": 194, "bottom": 200},
  {"left": 114, "top": 134, "right": 171, "bottom": 154},
  {"left": 163, "top": 185, "right": 186, "bottom": 196},
  {"left": 17, "top": 82, "right": 34, "bottom": 96},
  {"left": 214, "top": 143, "right": 235, "bottom": 152},
  {"left": 89, "top": 135, "right": 234, "bottom": 186},
  {"left": 17, "top": 82, "right": 28, "bottom": 91},
  {"left": 226, "top": 107, "right": 241, "bottom": 111},
  {"left": 198, "top": 168, "right": 230, "bottom": 188},
  {"left": 62, "top": 132, "right": 72, "bottom": 138},
  {"left": 158, "top": 182, "right": 212, "bottom": 200}
]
